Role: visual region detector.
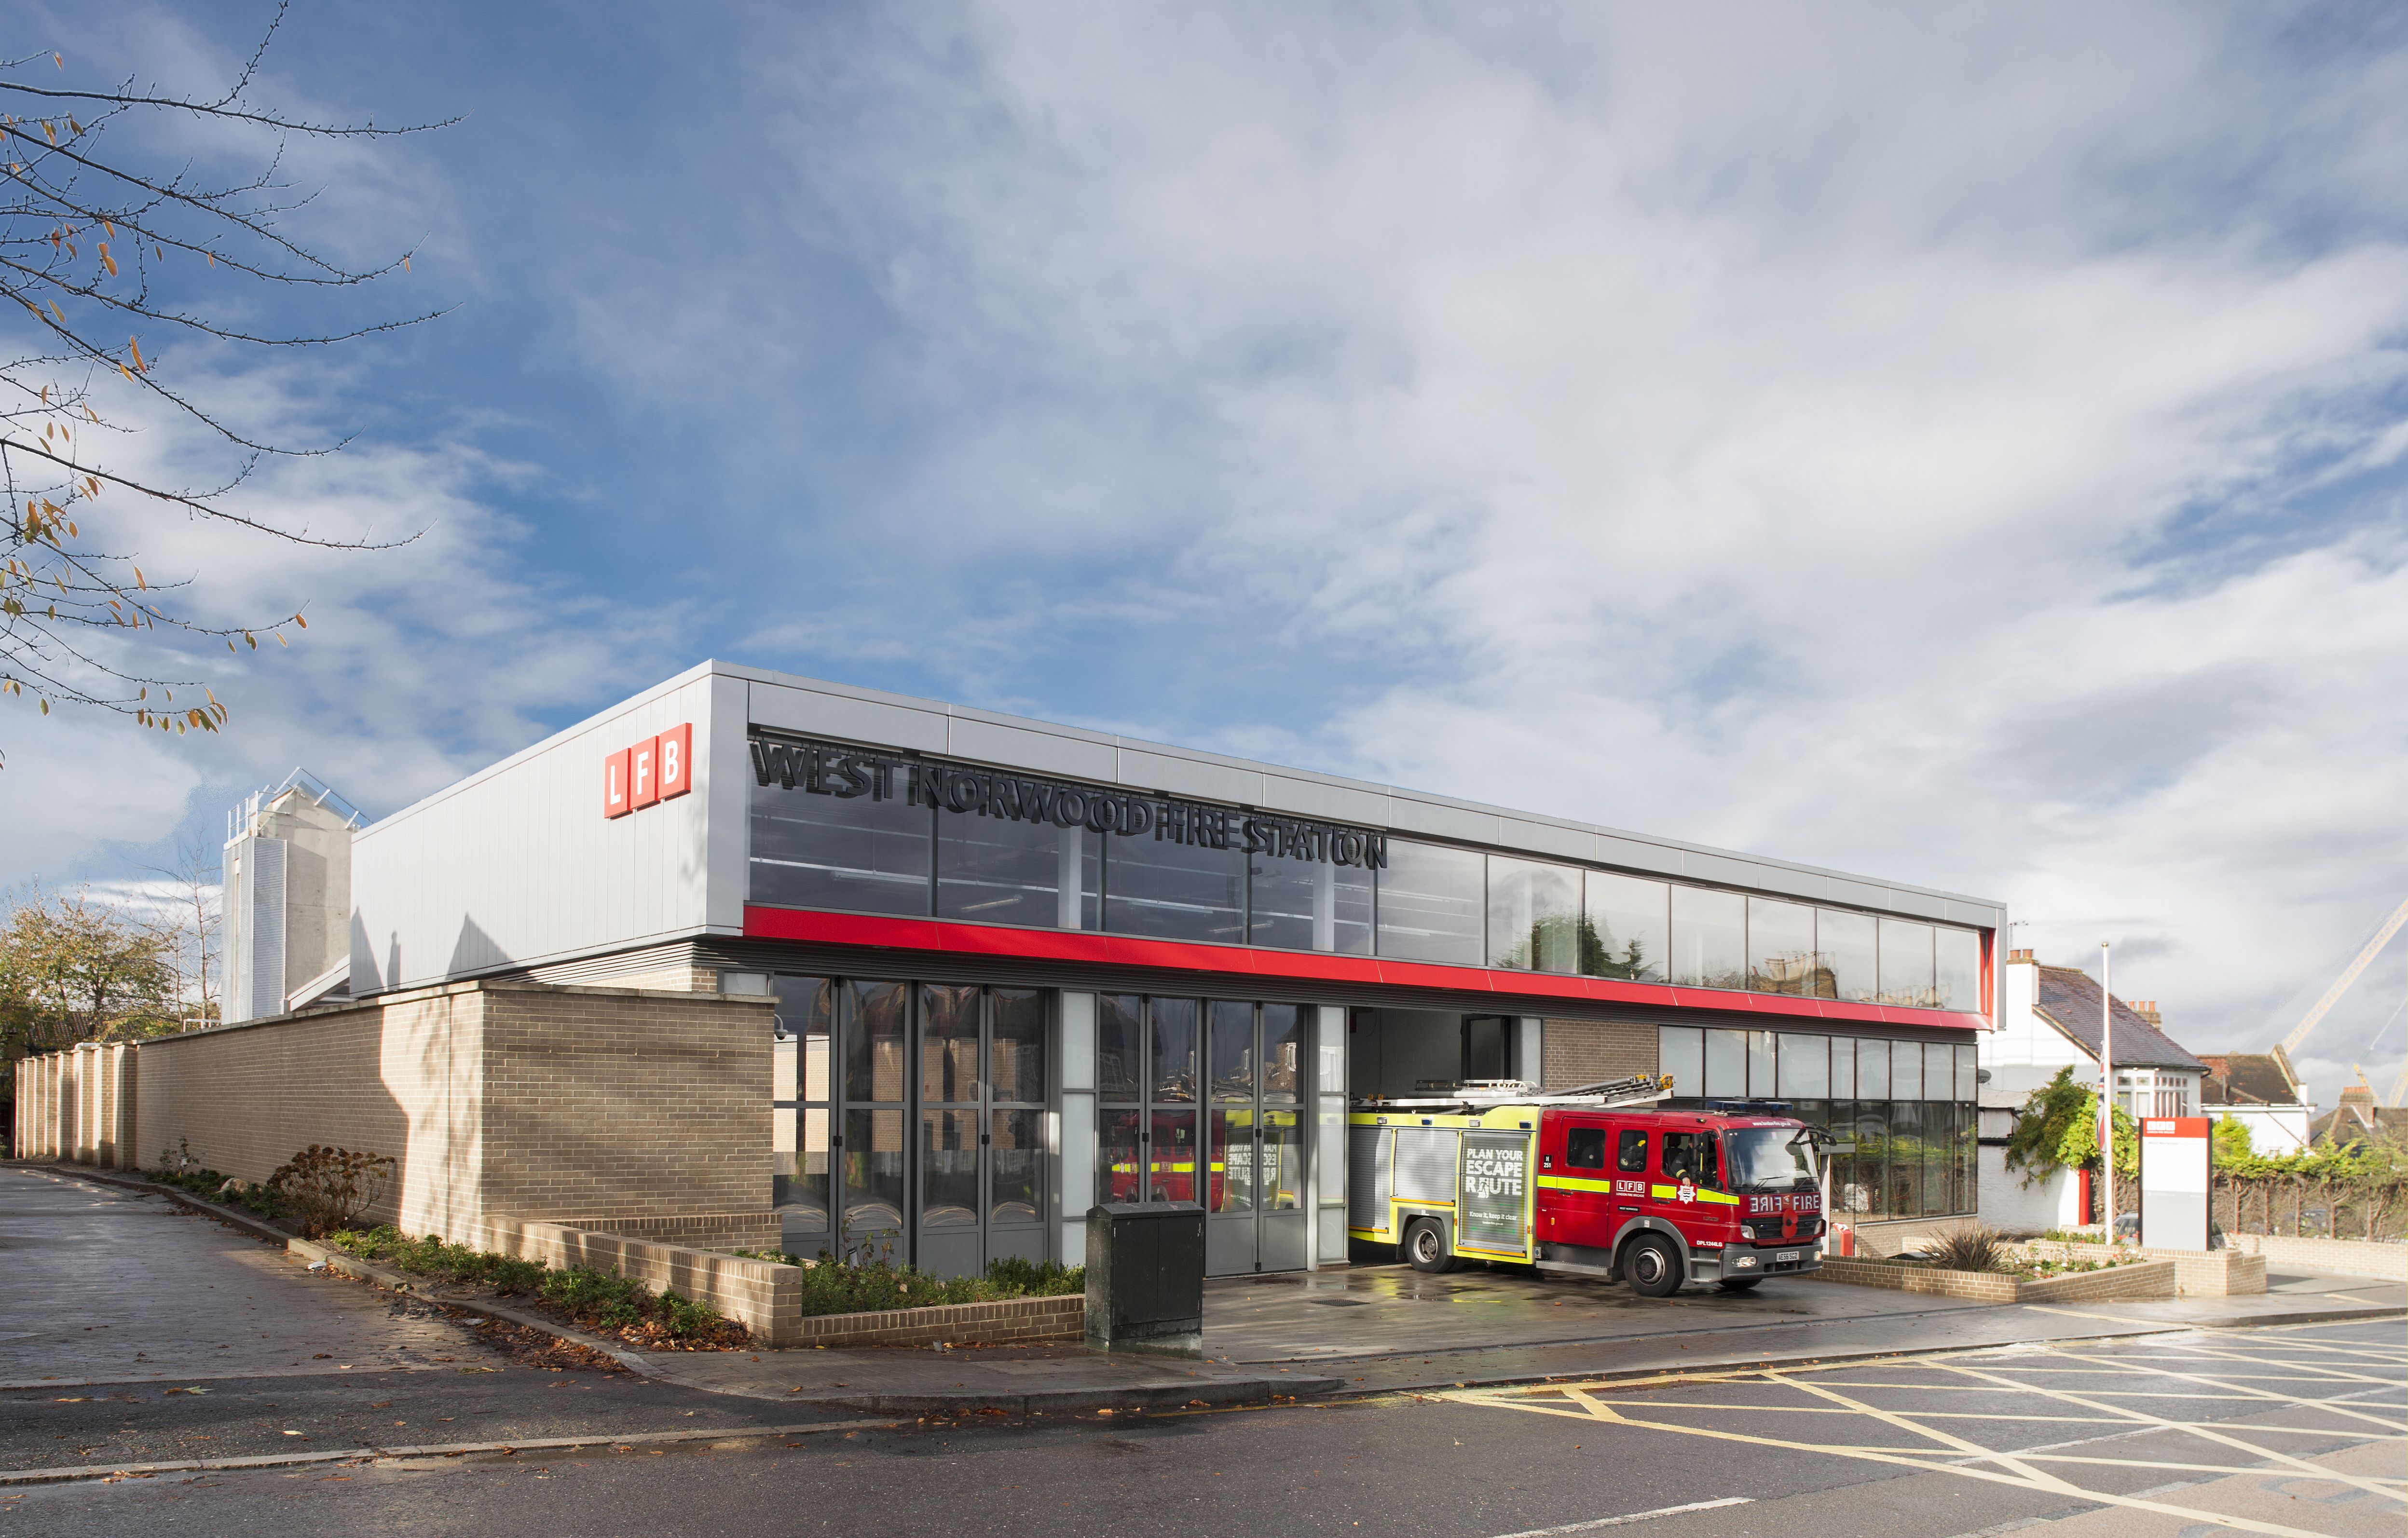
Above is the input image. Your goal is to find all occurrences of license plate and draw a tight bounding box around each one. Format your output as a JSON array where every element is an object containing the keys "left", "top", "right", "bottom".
[{"left": 1775, "top": 1250, "right": 1800, "bottom": 1264}]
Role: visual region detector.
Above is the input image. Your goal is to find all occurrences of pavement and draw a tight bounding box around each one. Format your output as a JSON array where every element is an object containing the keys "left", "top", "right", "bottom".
[
  {"left": 8, "top": 1317, "right": 2399, "bottom": 1537},
  {"left": 7, "top": 1161, "right": 2401, "bottom": 1439}
]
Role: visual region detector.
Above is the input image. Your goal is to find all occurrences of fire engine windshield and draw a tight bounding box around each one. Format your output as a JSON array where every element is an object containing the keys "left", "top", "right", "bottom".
[{"left": 1723, "top": 1128, "right": 1818, "bottom": 1191}]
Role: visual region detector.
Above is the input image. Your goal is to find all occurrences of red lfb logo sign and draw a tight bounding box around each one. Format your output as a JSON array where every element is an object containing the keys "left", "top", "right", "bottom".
[{"left": 602, "top": 722, "right": 693, "bottom": 819}]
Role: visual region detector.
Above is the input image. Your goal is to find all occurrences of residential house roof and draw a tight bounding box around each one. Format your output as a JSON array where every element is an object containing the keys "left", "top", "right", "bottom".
[
  {"left": 2199, "top": 1050, "right": 2306, "bottom": 1107},
  {"left": 2032, "top": 965, "right": 2207, "bottom": 1072},
  {"left": 2311, "top": 1087, "right": 2406, "bottom": 1149}
]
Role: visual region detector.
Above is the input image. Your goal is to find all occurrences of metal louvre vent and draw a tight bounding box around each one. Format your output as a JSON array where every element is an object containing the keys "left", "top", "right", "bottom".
[
  {"left": 1392, "top": 1128, "right": 1457, "bottom": 1202},
  {"left": 1348, "top": 1127, "right": 1391, "bottom": 1230}
]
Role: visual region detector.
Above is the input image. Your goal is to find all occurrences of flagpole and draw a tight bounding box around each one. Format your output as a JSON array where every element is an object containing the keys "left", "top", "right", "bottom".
[{"left": 2100, "top": 941, "right": 2114, "bottom": 1242}]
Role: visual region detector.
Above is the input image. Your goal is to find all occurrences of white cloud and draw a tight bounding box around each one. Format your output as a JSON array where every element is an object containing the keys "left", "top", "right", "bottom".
[
  {"left": 16, "top": 5, "right": 2408, "bottom": 1107},
  {"left": 699, "top": 6, "right": 2408, "bottom": 1087}
]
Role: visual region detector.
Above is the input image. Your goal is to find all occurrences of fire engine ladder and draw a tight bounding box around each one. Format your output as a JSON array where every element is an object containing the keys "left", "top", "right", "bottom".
[{"left": 1352, "top": 1074, "right": 1673, "bottom": 1111}]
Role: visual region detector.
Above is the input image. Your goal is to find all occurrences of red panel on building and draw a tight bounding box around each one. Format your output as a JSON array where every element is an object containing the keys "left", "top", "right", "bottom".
[
  {"left": 741, "top": 904, "right": 1991, "bottom": 1030},
  {"left": 629, "top": 735, "right": 660, "bottom": 809},
  {"left": 658, "top": 722, "right": 694, "bottom": 800},
  {"left": 602, "top": 748, "right": 632, "bottom": 819}
]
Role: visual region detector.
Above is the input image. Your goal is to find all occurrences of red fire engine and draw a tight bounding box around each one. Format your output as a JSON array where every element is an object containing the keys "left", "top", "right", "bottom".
[{"left": 1348, "top": 1078, "right": 1826, "bottom": 1294}]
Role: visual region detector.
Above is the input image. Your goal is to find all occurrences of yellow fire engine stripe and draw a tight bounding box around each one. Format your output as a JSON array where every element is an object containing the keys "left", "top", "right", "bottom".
[
  {"left": 1641, "top": 1184, "right": 1741, "bottom": 1205},
  {"left": 1536, "top": 1175, "right": 1618, "bottom": 1194}
]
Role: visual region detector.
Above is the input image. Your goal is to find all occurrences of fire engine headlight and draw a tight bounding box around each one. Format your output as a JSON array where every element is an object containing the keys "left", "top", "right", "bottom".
[
  {"left": 1733, "top": 1254, "right": 1760, "bottom": 1269},
  {"left": 1739, "top": 1224, "right": 1759, "bottom": 1241}
]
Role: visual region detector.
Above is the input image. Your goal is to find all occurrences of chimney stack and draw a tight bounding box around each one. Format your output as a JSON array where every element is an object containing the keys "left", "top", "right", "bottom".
[
  {"left": 2129, "top": 1000, "right": 2162, "bottom": 1027},
  {"left": 2007, "top": 948, "right": 2036, "bottom": 964}
]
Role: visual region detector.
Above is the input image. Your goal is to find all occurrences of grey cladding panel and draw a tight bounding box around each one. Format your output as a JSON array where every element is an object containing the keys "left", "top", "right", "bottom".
[
  {"left": 1944, "top": 901, "right": 2003, "bottom": 929},
  {"left": 1499, "top": 819, "right": 1595, "bottom": 863},
  {"left": 946, "top": 718, "right": 1119, "bottom": 782},
  {"left": 1260, "top": 774, "right": 1394, "bottom": 829},
  {"left": 1348, "top": 1126, "right": 1392, "bottom": 1230},
  {"left": 1117, "top": 749, "right": 1261, "bottom": 805},
  {"left": 1381, "top": 797, "right": 1502, "bottom": 845},
  {"left": 1595, "top": 836, "right": 1686, "bottom": 877},
  {"left": 1392, "top": 1127, "right": 1458, "bottom": 1203},
  {"left": 749, "top": 683, "right": 947, "bottom": 753}
]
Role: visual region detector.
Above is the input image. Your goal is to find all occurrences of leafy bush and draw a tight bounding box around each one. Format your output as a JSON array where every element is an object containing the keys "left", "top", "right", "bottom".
[
  {"left": 981, "top": 1255, "right": 1085, "bottom": 1298},
  {"left": 1923, "top": 1225, "right": 2010, "bottom": 1274},
  {"left": 327, "top": 1225, "right": 545, "bottom": 1293},
  {"left": 732, "top": 1249, "right": 1085, "bottom": 1317},
  {"left": 326, "top": 1227, "right": 740, "bottom": 1346},
  {"left": 266, "top": 1145, "right": 397, "bottom": 1239},
  {"left": 150, "top": 1148, "right": 285, "bottom": 1219}
]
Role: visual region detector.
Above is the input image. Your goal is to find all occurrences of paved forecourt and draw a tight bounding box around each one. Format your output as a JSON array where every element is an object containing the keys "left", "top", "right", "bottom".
[
  {"left": 0, "top": 1165, "right": 503, "bottom": 1389},
  {"left": 1444, "top": 1318, "right": 2405, "bottom": 1538}
]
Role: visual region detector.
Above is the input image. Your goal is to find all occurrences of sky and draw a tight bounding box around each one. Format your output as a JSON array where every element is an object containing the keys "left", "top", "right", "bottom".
[{"left": 4, "top": 2, "right": 2406, "bottom": 1106}]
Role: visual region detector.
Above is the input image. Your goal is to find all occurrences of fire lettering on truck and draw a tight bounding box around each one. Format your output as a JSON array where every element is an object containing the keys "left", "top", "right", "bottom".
[{"left": 1613, "top": 1178, "right": 1647, "bottom": 1198}]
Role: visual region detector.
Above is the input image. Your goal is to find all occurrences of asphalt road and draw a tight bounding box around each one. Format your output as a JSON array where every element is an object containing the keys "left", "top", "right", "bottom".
[{"left": 7, "top": 1319, "right": 2398, "bottom": 1538}]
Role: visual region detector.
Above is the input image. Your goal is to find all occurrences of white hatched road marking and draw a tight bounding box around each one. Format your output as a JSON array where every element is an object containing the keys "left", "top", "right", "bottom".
[
  {"left": 1488, "top": 1496, "right": 1751, "bottom": 1537},
  {"left": 1446, "top": 1325, "right": 2404, "bottom": 1538}
]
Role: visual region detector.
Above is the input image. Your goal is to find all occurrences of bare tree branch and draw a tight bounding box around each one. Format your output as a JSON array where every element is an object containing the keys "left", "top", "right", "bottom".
[{"left": 0, "top": 5, "right": 449, "bottom": 764}]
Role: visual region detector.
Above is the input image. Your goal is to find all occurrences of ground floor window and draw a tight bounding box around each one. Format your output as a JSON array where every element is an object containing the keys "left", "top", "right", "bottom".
[
  {"left": 766, "top": 973, "right": 1049, "bottom": 1275},
  {"left": 1656, "top": 1024, "right": 1977, "bottom": 1221}
]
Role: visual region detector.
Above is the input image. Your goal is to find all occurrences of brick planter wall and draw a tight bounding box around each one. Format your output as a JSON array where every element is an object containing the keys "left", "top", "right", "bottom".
[
  {"left": 1811, "top": 1255, "right": 2176, "bottom": 1304},
  {"left": 2221, "top": 1233, "right": 2407, "bottom": 1281},
  {"left": 787, "top": 1294, "right": 1087, "bottom": 1350},
  {"left": 2016, "top": 1240, "right": 2266, "bottom": 1297}
]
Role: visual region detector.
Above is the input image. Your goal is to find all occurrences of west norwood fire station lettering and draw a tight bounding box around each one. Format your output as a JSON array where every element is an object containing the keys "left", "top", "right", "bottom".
[{"left": 750, "top": 735, "right": 1390, "bottom": 870}]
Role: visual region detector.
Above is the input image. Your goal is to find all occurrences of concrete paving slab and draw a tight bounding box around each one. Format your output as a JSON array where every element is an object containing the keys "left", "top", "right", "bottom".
[{"left": 0, "top": 1166, "right": 499, "bottom": 1388}]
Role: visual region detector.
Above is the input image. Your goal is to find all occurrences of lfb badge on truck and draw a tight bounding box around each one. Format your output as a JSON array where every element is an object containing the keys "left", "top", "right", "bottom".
[
  {"left": 1613, "top": 1178, "right": 1647, "bottom": 1197},
  {"left": 1676, "top": 1180, "right": 1696, "bottom": 1204}
]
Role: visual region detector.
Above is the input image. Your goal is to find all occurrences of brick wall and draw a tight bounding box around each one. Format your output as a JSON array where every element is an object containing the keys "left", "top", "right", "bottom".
[
  {"left": 9, "top": 1044, "right": 137, "bottom": 1168},
  {"left": 128, "top": 980, "right": 775, "bottom": 1242},
  {"left": 789, "top": 1294, "right": 1085, "bottom": 1349},
  {"left": 1815, "top": 1255, "right": 2176, "bottom": 1303},
  {"left": 135, "top": 991, "right": 453, "bottom": 1228},
  {"left": 467, "top": 1217, "right": 802, "bottom": 1343},
  {"left": 2018, "top": 1239, "right": 2267, "bottom": 1296},
  {"left": 478, "top": 986, "right": 771, "bottom": 1225},
  {"left": 1542, "top": 1019, "right": 1657, "bottom": 1091},
  {"left": 2222, "top": 1232, "right": 2407, "bottom": 1281}
]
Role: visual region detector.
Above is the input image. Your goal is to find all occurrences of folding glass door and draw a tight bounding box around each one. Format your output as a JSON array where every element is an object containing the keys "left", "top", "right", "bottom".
[
  {"left": 771, "top": 974, "right": 1048, "bottom": 1276},
  {"left": 1206, "top": 1001, "right": 1310, "bottom": 1275}
]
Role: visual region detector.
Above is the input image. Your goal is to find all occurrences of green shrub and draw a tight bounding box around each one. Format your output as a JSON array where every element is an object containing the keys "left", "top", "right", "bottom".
[
  {"left": 731, "top": 1249, "right": 1085, "bottom": 1317},
  {"left": 326, "top": 1228, "right": 731, "bottom": 1342},
  {"left": 326, "top": 1226, "right": 545, "bottom": 1293},
  {"left": 266, "top": 1145, "right": 397, "bottom": 1239},
  {"left": 1923, "top": 1225, "right": 2010, "bottom": 1274},
  {"left": 982, "top": 1255, "right": 1084, "bottom": 1298}
]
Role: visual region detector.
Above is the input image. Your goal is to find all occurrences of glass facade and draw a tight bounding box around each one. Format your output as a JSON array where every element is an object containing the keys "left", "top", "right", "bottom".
[
  {"left": 1670, "top": 886, "right": 1746, "bottom": 989},
  {"left": 1658, "top": 1025, "right": 1978, "bottom": 1221},
  {"left": 1487, "top": 857, "right": 1581, "bottom": 974},
  {"left": 1248, "top": 849, "right": 1372, "bottom": 955},
  {"left": 1747, "top": 898, "right": 1817, "bottom": 994},
  {"left": 1106, "top": 833, "right": 1245, "bottom": 944},
  {"left": 1376, "top": 840, "right": 1484, "bottom": 966},
  {"left": 937, "top": 817, "right": 1097, "bottom": 929},
  {"left": 1583, "top": 872, "right": 1668, "bottom": 982},
  {"left": 749, "top": 735, "right": 1989, "bottom": 1017}
]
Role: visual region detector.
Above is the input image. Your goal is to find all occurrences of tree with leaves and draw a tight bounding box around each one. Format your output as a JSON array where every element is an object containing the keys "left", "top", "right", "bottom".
[
  {"left": 2001, "top": 1063, "right": 2137, "bottom": 1187},
  {"left": 0, "top": 6, "right": 445, "bottom": 763},
  {"left": 0, "top": 882, "right": 180, "bottom": 1061}
]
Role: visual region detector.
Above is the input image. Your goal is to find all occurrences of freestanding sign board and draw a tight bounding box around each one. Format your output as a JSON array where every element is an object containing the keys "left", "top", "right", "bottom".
[{"left": 2139, "top": 1117, "right": 2210, "bottom": 1251}]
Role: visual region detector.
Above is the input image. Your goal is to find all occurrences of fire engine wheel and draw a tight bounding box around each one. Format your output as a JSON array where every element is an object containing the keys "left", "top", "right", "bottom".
[
  {"left": 1716, "top": 1277, "right": 1762, "bottom": 1293},
  {"left": 1405, "top": 1219, "right": 1456, "bottom": 1273},
  {"left": 1623, "top": 1235, "right": 1683, "bottom": 1297}
]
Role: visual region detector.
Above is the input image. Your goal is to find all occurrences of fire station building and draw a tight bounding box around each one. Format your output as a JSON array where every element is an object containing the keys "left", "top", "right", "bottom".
[
  {"left": 317, "top": 660, "right": 2004, "bottom": 1271},
  {"left": 21, "top": 660, "right": 2001, "bottom": 1276}
]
